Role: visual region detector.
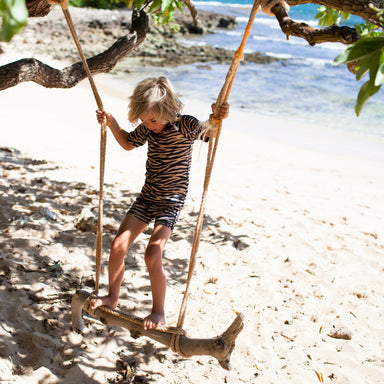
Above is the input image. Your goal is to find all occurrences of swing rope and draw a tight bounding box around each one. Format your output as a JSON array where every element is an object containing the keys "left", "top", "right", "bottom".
[
  {"left": 59, "top": 0, "right": 259, "bottom": 343},
  {"left": 171, "top": 0, "right": 261, "bottom": 355},
  {"left": 59, "top": 0, "right": 106, "bottom": 295}
]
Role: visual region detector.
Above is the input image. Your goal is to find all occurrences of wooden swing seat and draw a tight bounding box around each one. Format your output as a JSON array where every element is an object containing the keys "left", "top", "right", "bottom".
[{"left": 72, "top": 290, "right": 244, "bottom": 370}]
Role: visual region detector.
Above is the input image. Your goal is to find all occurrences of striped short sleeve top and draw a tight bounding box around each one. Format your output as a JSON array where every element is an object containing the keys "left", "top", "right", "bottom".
[{"left": 126, "top": 115, "right": 206, "bottom": 205}]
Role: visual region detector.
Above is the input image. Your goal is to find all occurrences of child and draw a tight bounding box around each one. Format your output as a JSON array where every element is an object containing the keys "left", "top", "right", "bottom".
[{"left": 90, "top": 76, "right": 229, "bottom": 330}]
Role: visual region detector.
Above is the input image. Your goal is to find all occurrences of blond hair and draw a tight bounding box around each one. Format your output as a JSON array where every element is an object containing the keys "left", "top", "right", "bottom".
[{"left": 128, "top": 77, "right": 184, "bottom": 125}]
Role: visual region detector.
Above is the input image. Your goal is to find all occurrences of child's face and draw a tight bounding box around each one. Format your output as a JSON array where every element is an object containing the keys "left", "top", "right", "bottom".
[{"left": 139, "top": 112, "right": 168, "bottom": 134}]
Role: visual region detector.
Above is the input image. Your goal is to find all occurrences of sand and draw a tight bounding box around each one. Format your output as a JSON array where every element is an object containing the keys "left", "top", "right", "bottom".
[{"left": 1, "top": 62, "right": 384, "bottom": 383}]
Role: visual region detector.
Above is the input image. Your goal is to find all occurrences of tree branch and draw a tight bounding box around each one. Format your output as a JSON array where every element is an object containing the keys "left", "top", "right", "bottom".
[
  {"left": 0, "top": 10, "right": 149, "bottom": 91},
  {"left": 285, "top": 0, "right": 384, "bottom": 24},
  {"left": 271, "top": 3, "right": 361, "bottom": 46},
  {"left": 183, "top": 0, "right": 202, "bottom": 32}
]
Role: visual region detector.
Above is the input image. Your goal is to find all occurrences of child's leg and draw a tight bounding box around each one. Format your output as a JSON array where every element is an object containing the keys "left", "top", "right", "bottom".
[
  {"left": 143, "top": 223, "right": 172, "bottom": 330},
  {"left": 90, "top": 214, "right": 147, "bottom": 309}
]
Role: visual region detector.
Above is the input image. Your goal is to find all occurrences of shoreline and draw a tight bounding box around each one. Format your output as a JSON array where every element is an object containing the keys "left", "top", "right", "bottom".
[
  {"left": 2, "top": 76, "right": 384, "bottom": 173},
  {"left": 101, "top": 73, "right": 384, "bottom": 164},
  {"left": 2, "top": 74, "right": 384, "bottom": 173}
]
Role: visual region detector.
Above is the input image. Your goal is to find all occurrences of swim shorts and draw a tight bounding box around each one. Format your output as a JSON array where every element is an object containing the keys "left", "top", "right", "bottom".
[{"left": 127, "top": 196, "right": 184, "bottom": 230}]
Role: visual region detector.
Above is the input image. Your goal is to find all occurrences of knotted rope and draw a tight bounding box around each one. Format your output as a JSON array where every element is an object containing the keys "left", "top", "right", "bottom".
[{"left": 171, "top": 0, "right": 262, "bottom": 355}]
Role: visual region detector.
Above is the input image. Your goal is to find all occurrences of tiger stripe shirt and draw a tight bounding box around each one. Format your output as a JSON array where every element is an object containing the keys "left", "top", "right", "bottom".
[{"left": 126, "top": 115, "right": 206, "bottom": 205}]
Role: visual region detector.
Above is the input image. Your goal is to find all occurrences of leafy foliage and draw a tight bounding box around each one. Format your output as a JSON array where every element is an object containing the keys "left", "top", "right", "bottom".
[
  {"left": 334, "top": 37, "right": 384, "bottom": 116},
  {"left": 316, "top": 5, "right": 384, "bottom": 115},
  {"left": 69, "top": 0, "right": 119, "bottom": 9},
  {"left": 0, "top": 0, "right": 28, "bottom": 42},
  {"left": 356, "top": 21, "right": 384, "bottom": 38},
  {"left": 333, "top": 5, "right": 384, "bottom": 115},
  {"left": 147, "top": 0, "right": 184, "bottom": 26},
  {"left": 314, "top": 5, "right": 350, "bottom": 27},
  {"left": 69, "top": 0, "right": 185, "bottom": 25}
]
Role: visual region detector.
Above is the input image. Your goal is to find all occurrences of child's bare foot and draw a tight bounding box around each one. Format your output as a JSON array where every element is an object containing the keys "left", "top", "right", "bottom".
[
  {"left": 89, "top": 295, "right": 118, "bottom": 310},
  {"left": 143, "top": 312, "right": 165, "bottom": 330}
]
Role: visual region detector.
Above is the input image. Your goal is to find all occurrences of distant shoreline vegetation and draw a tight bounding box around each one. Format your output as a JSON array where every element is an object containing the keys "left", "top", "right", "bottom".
[{"left": 69, "top": 0, "right": 128, "bottom": 10}]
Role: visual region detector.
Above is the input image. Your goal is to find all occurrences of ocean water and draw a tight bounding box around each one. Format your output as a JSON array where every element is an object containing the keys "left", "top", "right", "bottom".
[{"left": 119, "top": 1, "right": 384, "bottom": 143}]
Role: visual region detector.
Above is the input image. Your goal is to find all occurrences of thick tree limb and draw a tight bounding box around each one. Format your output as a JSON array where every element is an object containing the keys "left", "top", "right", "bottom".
[
  {"left": 286, "top": 0, "right": 384, "bottom": 24},
  {"left": 71, "top": 290, "right": 244, "bottom": 370},
  {"left": 271, "top": 3, "right": 361, "bottom": 46},
  {"left": 0, "top": 10, "right": 148, "bottom": 91}
]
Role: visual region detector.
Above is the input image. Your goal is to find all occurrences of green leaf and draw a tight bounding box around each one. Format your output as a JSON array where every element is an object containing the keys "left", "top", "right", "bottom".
[
  {"left": 175, "top": 0, "right": 184, "bottom": 13},
  {"left": 339, "top": 11, "right": 350, "bottom": 22},
  {"left": 368, "top": 51, "right": 381, "bottom": 82},
  {"left": 315, "top": 6, "right": 350, "bottom": 27},
  {"left": 355, "top": 80, "right": 381, "bottom": 116},
  {"left": 315, "top": 6, "right": 338, "bottom": 27},
  {"left": 355, "top": 55, "right": 371, "bottom": 80},
  {"left": 355, "top": 21, "right": 384, "bottom": 38},
  {"left": 354, "top": 50, "right": 382, "bottom": 115},
  {"left": 334, "top": 37, "right": 384, "bottom": 65},
  {"left": 0, "top": 0, "right": 28, "bottom": 41},
  {"left": 161, "top": 0, "right": 172, "bottom": 12},
  {"left": 148, "top": 0, "right": 161, "bottom": 13},
  {"left": 375, "top": 51, "right": 384, "bottom": 86}
]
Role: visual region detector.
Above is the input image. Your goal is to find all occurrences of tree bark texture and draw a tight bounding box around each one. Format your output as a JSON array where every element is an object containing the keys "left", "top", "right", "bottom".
[
  {"left": 0, "top": 9, "right": 148, "bottom": 91},
  {"left": 286, "top": 0, "right": 384, "bottom": 23},
  {"left": 272, "top": 3, "right": 361, "bottom": 46}
]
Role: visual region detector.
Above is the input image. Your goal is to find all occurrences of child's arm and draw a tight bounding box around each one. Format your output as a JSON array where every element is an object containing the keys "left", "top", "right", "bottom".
[{"left": 96, "top": 110, "right": 135, "bottom": 151}]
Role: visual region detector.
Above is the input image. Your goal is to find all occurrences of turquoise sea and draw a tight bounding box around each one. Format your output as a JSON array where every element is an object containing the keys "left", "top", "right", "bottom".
[{"left": 119, "top": 1, "right": 384, "bottom": 148}]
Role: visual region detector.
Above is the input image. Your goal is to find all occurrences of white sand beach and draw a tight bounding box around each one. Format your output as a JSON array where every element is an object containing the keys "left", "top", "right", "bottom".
[{"left": 1, "top": 58, "right": 384, "bottom": 384}]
